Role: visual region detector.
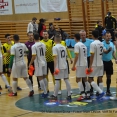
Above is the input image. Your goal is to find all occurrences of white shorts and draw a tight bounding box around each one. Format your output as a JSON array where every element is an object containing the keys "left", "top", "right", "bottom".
[
  {"left": 0, "top": 57, "right": 3, "bottom": 73},
  {"left": 34, "top": 63, "right": 47, "bottom": 77},
  {"left": 54, "top": 68, "right": 68, "bottom": 79},
  {"left": 76, "top": 66, "right": 87, "bottom": 78},
  {"left": 88, "top": 66, "right": 103, "bottom": 77},
  {"left": 12, "top": 61, "right": 28, "bottom": 78}
]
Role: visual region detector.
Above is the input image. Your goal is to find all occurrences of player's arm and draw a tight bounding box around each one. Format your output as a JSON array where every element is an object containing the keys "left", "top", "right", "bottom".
[
  {"left": 103, "top": 47, "right": 112, "bottom": 54},
  {"left": 66, "top": 47, "right": 73, "bottom": 64},
  {"left": 112, "top": 46, "right": 117, "bottom": 63}
]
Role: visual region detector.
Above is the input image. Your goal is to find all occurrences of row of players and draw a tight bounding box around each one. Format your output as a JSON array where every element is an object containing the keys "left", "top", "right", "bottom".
[{"left": 0, "top": 30, "right": 116, "bottom": 101}]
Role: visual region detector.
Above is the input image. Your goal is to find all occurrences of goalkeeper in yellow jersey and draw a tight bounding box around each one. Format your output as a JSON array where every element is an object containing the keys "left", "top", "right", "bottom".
[{"left": 2, "top": 34, "right": 21, "bottom": 90}]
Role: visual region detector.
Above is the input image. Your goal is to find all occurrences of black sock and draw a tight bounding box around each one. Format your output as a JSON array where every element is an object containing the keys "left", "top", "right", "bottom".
[
  {"left": 82, "top": 79, "right": 85, "bottom": 92},
  {"left": 29, "top": 76, "right": 33, "bottom": 85},
  {"left": 106, "top": 79, "right": 111, "bottom": 92},
  {"left": 37, "top": 77, "right": 40, "bottom": 88},
  {"left": 90, "top": 85, "right": 93, "bottom": 92}
]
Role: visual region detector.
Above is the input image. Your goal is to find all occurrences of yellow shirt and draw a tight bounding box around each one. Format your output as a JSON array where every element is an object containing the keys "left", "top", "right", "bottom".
[
  {"left": 41, "top": 39, "right": 54, "bottom": 62},
  {"left": 2, "top": 41, "right": 14, "bottom": 64}
]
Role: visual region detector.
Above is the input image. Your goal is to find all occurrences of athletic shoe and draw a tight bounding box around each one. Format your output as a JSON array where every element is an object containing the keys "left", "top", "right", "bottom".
[
  {"left": 5, "top": 85, "right": 7, "bottom": 89},
  {"left": 17, "top": 86, "right": 22, "bottom": 90},
  {"left": 29, "top": 90, "right": 34, "bottom": 97},
  {"left": 41, "top": 93, "right": 48, "bottom": 98},
  {"left": 7, "top": 86, "right": 12, "bottom": 93},
  {"left": 8, "top": 92, "right": 17, "bottom": 96},
  {"left": 96, "top": 92, "right": 99, "bottom": 96},
  {"left": 58, "top": 90, "right": 62, "bottom": 95},
  {"left": 49, "top": 95, "right": 57, "bottom": 100},
  {"left": 106, "top": 91, "right": 112, "bottom": 96},
  {"left": 66, "top": 95, "right": 72, "bottom": 100},
  {"left": 0, "top": 86, "right": 2, "bottom": 90},
  {"left": 97, "top": 92, "right": 105, "bottom": 100},
  {"left": 86, "top": 91, "right": 91, "bottom": 99},
  {"left": 77, "top": 96, "right": 85, "bottom": 101},
  {"left": 90, "top": 91, "right": 94, "bottom": 96},
  {"left": 47, "top": 90, "right": 49, "bottom": 94},
  {"left": 70, "top": 91, "right": 73, "bottom": 94}
]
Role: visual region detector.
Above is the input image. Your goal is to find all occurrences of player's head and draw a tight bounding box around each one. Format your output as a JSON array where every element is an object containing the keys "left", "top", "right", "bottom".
[
  {"left": 34, "top": 33, "right": 39, "bottom": 41},
  {"left": 107, "top": 11, "right": 111, "bottom": 17},
  {"left": 54, "top": 34, "right": 61, "bottom": 43},
  {"left": 32, "top": 17, "right": 37, "bottom": 23},
  {"left": 28, "top": 31, "right": 33, "bottom": 41},
  {"left": 43, "top": 30, "right": 49, "bottom": 39},
  {"left": 5, "top": 34, "right": 11, "bottom": 43},
  {"left": 115, "top": 33, "right": 117, "bottom": 41},
  {"left": 79, "top": 30, "right": 86, "bottom": 40},
  {"left": 39, "top": 18, "right": 45, "bottom": 24},
  {"left": 105, "top": 31, "right": 111, "bottom": 41},
  {"left": 74, "top": 33, "right": 80, "bottom": 42},
  {"left": 13, "top": 34, "right": 19, "bottom": 42},
  {"left": 55, "top": 31, "right": 62, "bottom": 40},
  {"left": 97, "top": 20, "right": 102, "bottom": 26},
  {"left": 92, "top": 30, "right": 99, "bottom": 39}
]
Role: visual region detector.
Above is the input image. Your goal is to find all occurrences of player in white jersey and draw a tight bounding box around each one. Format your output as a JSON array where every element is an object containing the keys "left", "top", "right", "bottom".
[
  {"left": 9, "top": 34, "right": 34, "bottom": 96},
  {"left": 29, "top": 33, "right": 48, "bottom": 98},
  {"left": 0, "top": 41, "right": 12, "bottom": 94},
  {"left": 50, "top": 34, "right": 71, "bottom": 100},
  {"left": 88, "top": 30, "right": 104, "bottom": 99},
  {"left": 72, "top": 33, "right": 91, "bottom": 100}
]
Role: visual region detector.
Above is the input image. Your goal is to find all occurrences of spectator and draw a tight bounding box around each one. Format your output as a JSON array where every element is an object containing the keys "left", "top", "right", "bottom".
[
  {"left": 27, "top": 17, "right": 38, "bottom": 34},
  {"left": 57, "top": 27, "right": 69, "bottom": 40},
  {"left": 48, "top": 23, "right": 56, "bottom": 40},
  {"left": 38, "top": 18, "right": 46, "bottom": 40}
]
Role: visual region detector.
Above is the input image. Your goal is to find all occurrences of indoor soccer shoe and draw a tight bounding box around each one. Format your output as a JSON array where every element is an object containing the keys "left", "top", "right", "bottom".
[
  {"left": 41, "top": 93, "right": 48, "bottom": 98},
  {"left": 96, "top": 92, "right": 105, "bottom": 100},
  {"left": 66, "top": 95, "right": 72, "bottom": 100},
  {"left": 49, "top": 95, "right": 57, "bottom": 100},
  {"left": 29, "top": 90, "right": 34, "bottom": 97},
  {"left": 77, "top": 96, "right": 85, "bottom": 101},
  {"left": 106, "top": 91, "right": 112, "bottom": 96},
  {"left": 17, "top": 86, "right": 22, "bottom": 90},
  {"left": 8, "top": 92, "right": 17, "bottom": 96}
]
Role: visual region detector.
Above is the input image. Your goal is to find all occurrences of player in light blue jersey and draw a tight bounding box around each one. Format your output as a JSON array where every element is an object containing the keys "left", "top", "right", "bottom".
[{"left": 102, "top": 32, "right": 117, "bottom": 96}]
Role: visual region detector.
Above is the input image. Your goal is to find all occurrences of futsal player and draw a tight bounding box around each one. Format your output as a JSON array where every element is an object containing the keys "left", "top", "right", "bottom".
[
  {"left": 29, "top": 33, "right": 48, "bottom": 98},
  {"left": 88, "top": 30, "right": 104, "bottom": 99},
  {"left": 102, "top": 32, "right": 117, "bottom": 96},
  {"left": 72, "top": 33, "right": 91, "bottom": 100},
  {"left": 9, "top": 34, "right": 33, "bottom": 96},
  {"left": 50, "top": 34, "right": 71, "bottom": 100}
]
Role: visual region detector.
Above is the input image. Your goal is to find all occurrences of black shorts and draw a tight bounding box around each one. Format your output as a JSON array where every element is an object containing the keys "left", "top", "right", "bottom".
[
  {"left": 103, "top": 60, "right": 113, "bottom": 75},
  {"left": 47, "top": 61, "right": 54, "bottom": 74},
  {"left": 3, "top": 64, "right": 10, "bottom": 74},
  {"left": 87, "top": 57, "right": 90, "bottom": 68}
]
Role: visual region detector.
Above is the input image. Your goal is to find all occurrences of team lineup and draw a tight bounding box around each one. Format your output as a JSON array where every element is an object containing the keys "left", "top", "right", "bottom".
[{"left": 0, "top": 29, "right": 117, "bottom": 101}]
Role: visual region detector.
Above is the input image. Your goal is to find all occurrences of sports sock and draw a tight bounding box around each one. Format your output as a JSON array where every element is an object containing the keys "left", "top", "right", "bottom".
[
  {"left": 106, "top": 79, "right": 111, "bottom": 92},
  {"left": 53, "top": 80, "right": 60, "bottom": 96},
  {"left": 43, "top": 78, "right": 48, "bottom": 89},
  {"left": 1, "top": 74, "right": 10, "bottom": 87},
  {"left": 64, "top": 79, "right": 71, "bottom": 96},
  {"left": 39, "top": 79, "right": 47, "bottom": 94},
  {"left": 12, "top": 81, "right": 17, "bottom": 93},
  {"left": 25, "top": 79, "right": 33, "bottom": 91},
  {"left": 99, "top": 83, "right": 103, "bottom": 91}
]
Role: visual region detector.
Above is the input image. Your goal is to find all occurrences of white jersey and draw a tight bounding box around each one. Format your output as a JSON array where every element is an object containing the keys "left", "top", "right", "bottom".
[
  {"left": 53, "top": 44, "right": 67, "bottom": 69},
  {"left": 11, "top": 43, "right": 28, "bottom": 63},
  {"left": 74, "top": 42, "right": 87, "bottom": 66},
  {"left": 90, "top": 40, "right": 103, "bottom": 66},
  {"left": 32, "top": 42, "right": 46, "bottom": 66}
]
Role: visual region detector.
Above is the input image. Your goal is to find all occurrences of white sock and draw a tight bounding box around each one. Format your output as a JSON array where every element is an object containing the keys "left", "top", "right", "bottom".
[
  {"left": 1, "top": 74, "right": 10, "bottom": 87},
  {"left": 64, "top": 79, "right": 71, "bottom": 96},
  {"left": 78, "top": 82, "right": 84, "bottom": 92},
  {"left": 43, "top": 78, "right": 48, "bottom": 89},
  {"left": 91, "top": 81, "right": 102, "bottom": 94},
  {"left": 12, "top": 81, "right": 17, "bottom": 93},
  {"left": 54, "top": 80, "right": 60, "bottom": 96},
  {"left": 99, "top": 83, "right": 103, "bottom": 91},
  {"left": 85, "top": 81, "right": 91, "bottom": 92},
  {"left": 25, "top": 79, "right": 33, "bottom": 91},
  {"left": 39, "top": 80, "right": 47, "bottom": 94}
]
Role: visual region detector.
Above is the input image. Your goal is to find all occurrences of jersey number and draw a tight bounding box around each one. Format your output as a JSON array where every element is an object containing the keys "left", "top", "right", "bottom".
[
  {"left": 40, "top": 47, "right": 44, "bottom": 56},
  {"left": 19, "top": 49, "right": 23, "bottom": 57},
  {"left": 83, "top": 48, "right": 86, "bottom": 56},
  {"left": 61, "top": 50, "right": 65, "bottom": 58},
  {"left": 100, "top": 46, "right": 103, "bottom": 55}
]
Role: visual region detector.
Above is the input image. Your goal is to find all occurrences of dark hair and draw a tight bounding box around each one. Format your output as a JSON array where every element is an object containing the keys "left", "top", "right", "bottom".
[
  {"left": 97, "top": 20, "right": 101, "bottom": 24},
  {"left": 74, "top": 33, "right": 80, "bottom": 40},
  {"left": 115, "top": 33, "right": 117, "bottom": 38},
  {"left": 106, "top": 31, "right": 111, "bottom": 35},
  {"left": 39, "top": 18, "right": 45, "bottom": 23},
  {"left": 34, "top": 33, "right": 39, "bottom": 40},
  {"left": 43, "top": 30, "right": 48, "bottom": 33},
  {"left": 13, "top": 34, "right": 19, "bottom": 41},
  {"left": 32, "top": 17, "right": 37, "bottom": 21},
  {"left": 92, "top": 30, "right": 99, "bottom": 38},
  {"left": 5, "top": 34, "right": 10, "bottom": 38},
  {"left": 54, "top": 34, "right": 61, "bottom": 41},
  {"left": 28, "top": 31, "right": 33, "bottom": 34}
]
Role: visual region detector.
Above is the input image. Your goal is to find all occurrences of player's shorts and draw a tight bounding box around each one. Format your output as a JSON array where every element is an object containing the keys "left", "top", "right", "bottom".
[
  {"left": 76, "top": 66, "right": 87, "bottom": 78},
  {"left": 103, "top": 60, "right": 113, "bottom": 75},
  {"left": 47, "top": 61, "right": 54, "bottom": 74},
  {"left": 12, "top": 61, "right": 28, "bottom": 78},
  {"left": 3, "top": 64, "right": 10, "bottom": 74},
  {"left": 54, "top": 68, "right": 68, "bottom": 79},
  {"left": 34, "top": 63, "right": 47, "bottom": 77},
  {"left": 88, "top": 66, "right": 103, "bottom": 77},
  {"left": 0, "top": 57, "right": 3, "bottom": 73}
]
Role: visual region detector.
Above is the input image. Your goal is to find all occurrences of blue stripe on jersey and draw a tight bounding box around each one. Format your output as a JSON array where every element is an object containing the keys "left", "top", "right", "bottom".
[
  {"left": 80, "top": 38, "right": 94, "bottom": 57},
  {"left": 102, "top": 40, "right": 114, "bottom": 61}
]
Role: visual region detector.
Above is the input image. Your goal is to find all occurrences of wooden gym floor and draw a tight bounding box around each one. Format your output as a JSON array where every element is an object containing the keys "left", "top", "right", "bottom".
[{"left": 0, "top": 58, "right": 117, "bottom": 117}]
